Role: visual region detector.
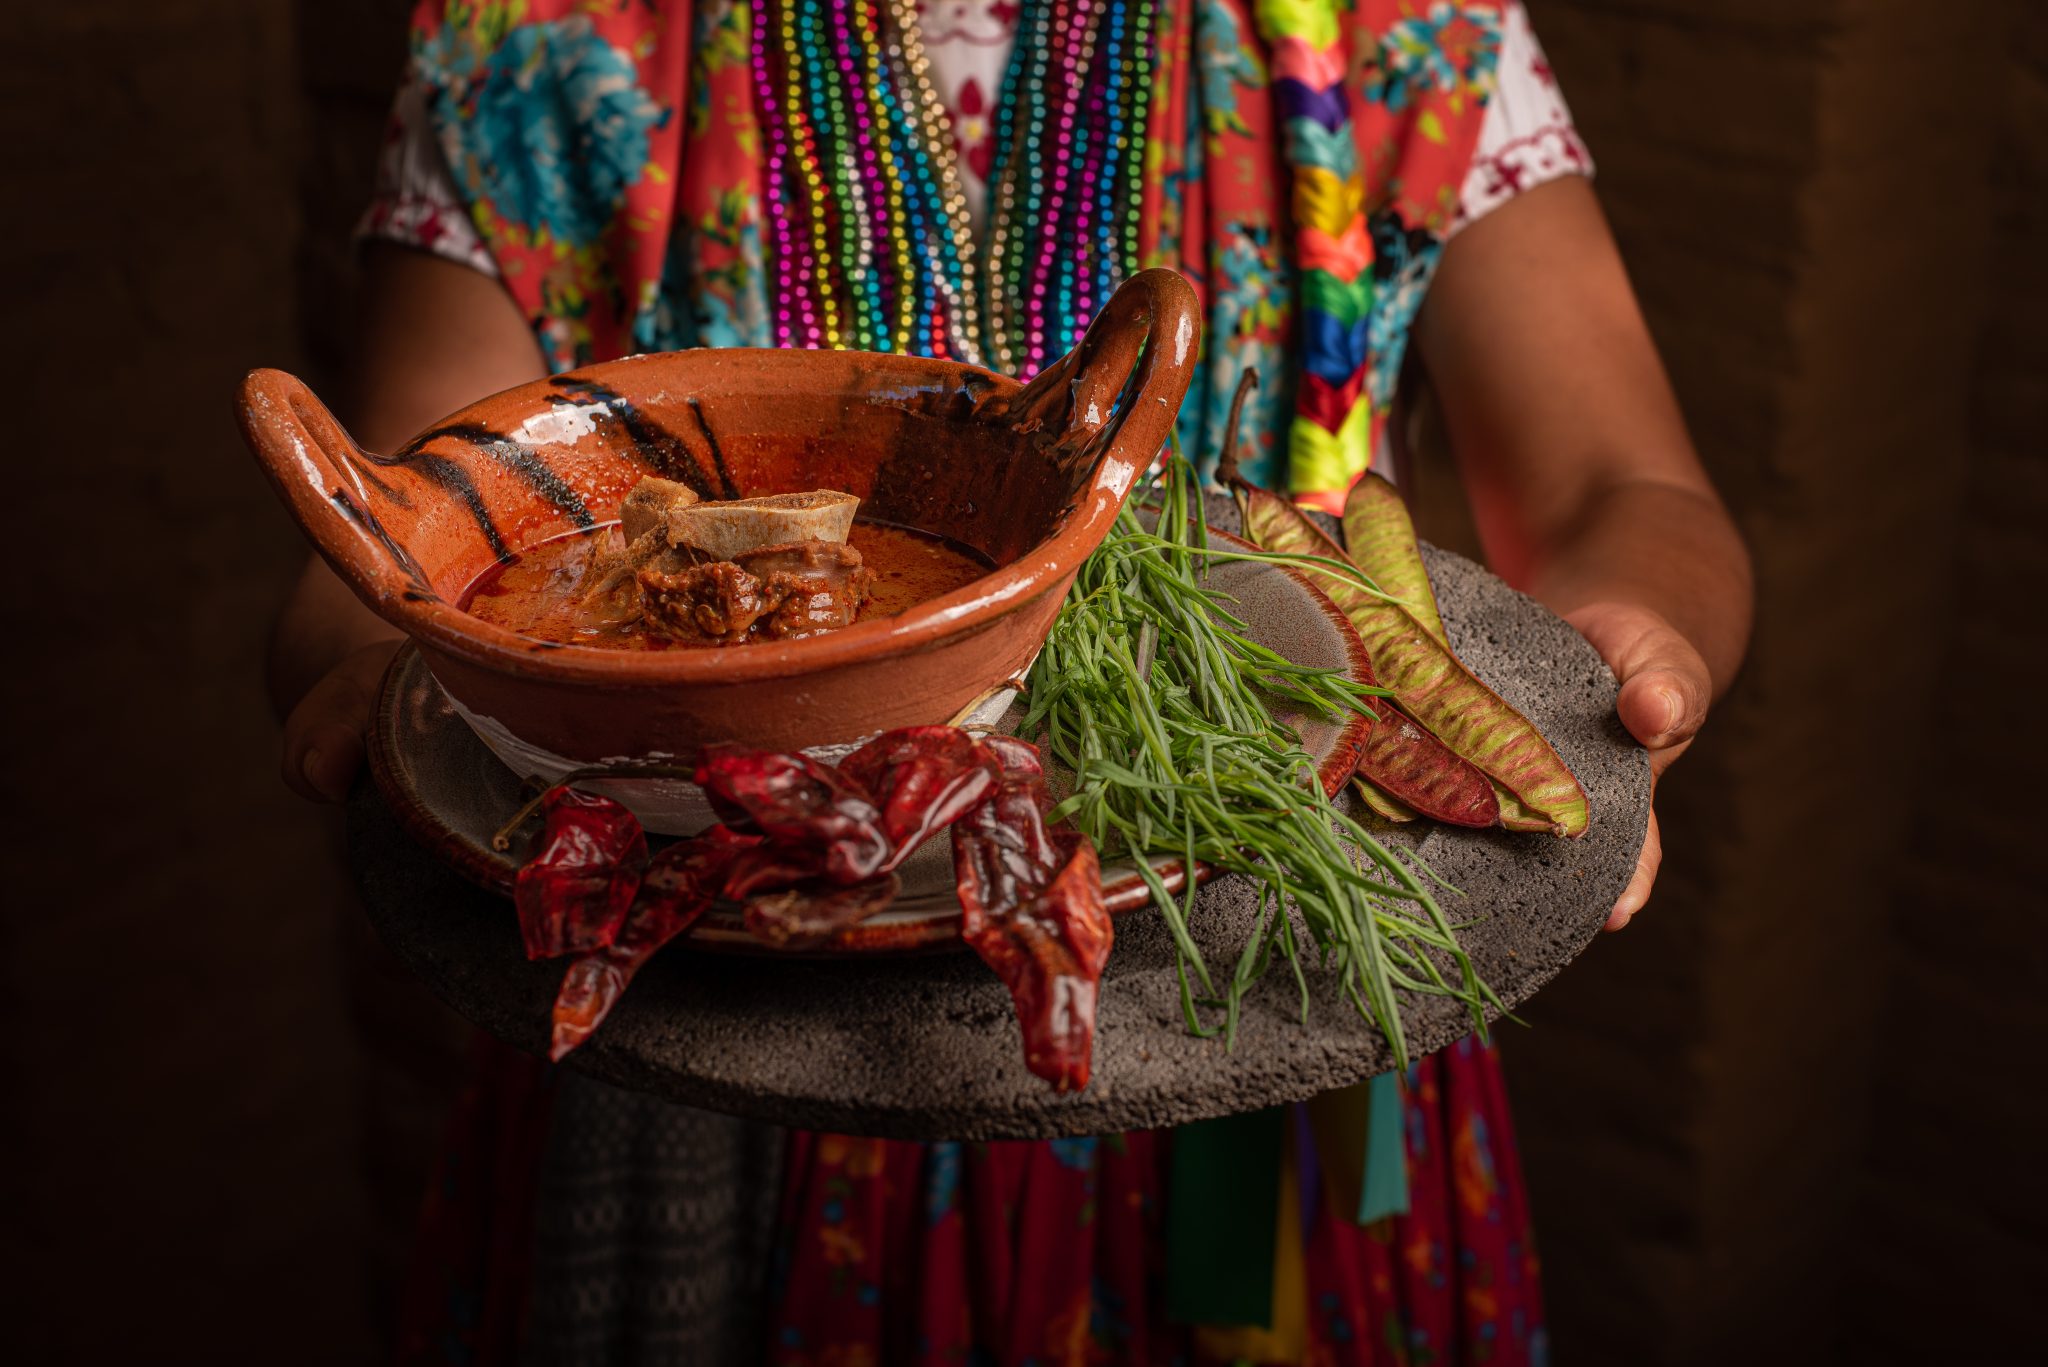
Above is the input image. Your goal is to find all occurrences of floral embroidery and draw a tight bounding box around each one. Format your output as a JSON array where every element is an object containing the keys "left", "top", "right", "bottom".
[
  {"left": 1047, "top": 1136, "right": 1098, "bottom": 1171},
  {"left": 923, "top": 1140, "right": 961, "bottom": 1224},
  {"left": 1367, "top": 218, "right": 1441, "bottom": 414},
  {"left": 427, "top": 15, "right": 668, "bottom": 249},
  {"left": 1365, "top": 2, "right": 1501, "bottom": 113},
  {"left": 954, "top": 78, "right": 995, "bottom": 179},
  {"left": 917, "top": 0, "right": 1021, "bottom": 225},
  {"left": 1194, "top": 0, "right": 1264, "bottom": 139}
]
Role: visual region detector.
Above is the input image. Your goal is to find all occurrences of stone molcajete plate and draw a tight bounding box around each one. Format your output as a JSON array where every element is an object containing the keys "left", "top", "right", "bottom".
[{"left": 348, "top": 495, "right": 1653, "bottom": 1141}]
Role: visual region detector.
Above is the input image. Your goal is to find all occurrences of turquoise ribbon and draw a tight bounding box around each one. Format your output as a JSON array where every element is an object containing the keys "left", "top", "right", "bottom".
[{"left": 1358, "top": 1069, "right": 1410, "bottom": 1223}]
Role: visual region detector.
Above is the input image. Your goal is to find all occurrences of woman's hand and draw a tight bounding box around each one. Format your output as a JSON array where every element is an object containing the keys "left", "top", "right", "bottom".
[
  {"left": 268, "top": 551, "right": 405, "bottom": 803},
  {"left": 265, "top": 244, "right": 548, "bottom": 802},
  {"left": 1416, "top": 177, "right": 1753, "bottom": 932},
  {"left": 1566, "top": 600, "right": 1714, "bottom": 929},
  {"left": 281, "top": 638, "right": 402, "bottom": 801}
]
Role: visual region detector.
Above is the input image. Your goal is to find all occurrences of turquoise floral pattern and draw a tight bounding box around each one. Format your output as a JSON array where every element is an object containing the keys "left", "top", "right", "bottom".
[
  {"left": 1365, "top": 2, "right": 1503, "bottom": 112},
  {"left": 923, "top": 1140, "right": 961, "bottom": 1224},
  {"left": 1048, "top": 1136, "right": 1098, "bottom": 1171},
  {"left": 1194, "top": 0, "right": 1264, "bottom": 138},
  {"left": 1367, "top": 220, "right": 1443, "bottom": 413},
  {"left": 1194, "top": 223, "right": 1294, "bottom": 484},
  {"left": 427, "top": 15, "right": 667, "bottom": 247}
]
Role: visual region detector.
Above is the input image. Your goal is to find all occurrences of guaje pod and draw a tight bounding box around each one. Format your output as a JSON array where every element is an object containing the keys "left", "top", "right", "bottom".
[
  {"left": 1341, "top": 474, "right": 1592, "bottom": 835},
  {"left": 1232, "top": 485, "right": 1497, "bottom": 829},
  {"left": 1342, "top": 472, "right": 1448, "bottom": 644},
  {"left": 1352, "top": 778, "right": 1420, "bottom": 823},
  {"left": 1242, "top": 486, "right": 1590, "bottom": 838}
]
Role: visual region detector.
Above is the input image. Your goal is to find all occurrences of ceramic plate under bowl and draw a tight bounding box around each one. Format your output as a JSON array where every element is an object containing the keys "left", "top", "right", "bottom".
[{"left": 366, "top": 529, "right": 1371, "bottom": 954}]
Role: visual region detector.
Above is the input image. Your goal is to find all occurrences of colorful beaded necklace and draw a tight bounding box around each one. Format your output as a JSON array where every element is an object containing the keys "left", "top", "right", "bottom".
[{"left": 753, "top": 0, "right": 1159, "bottom": 376}]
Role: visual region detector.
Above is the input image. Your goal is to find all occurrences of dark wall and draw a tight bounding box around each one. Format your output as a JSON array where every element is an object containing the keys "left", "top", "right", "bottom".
[
  {"left": 3, "top": 2, "right": 375, "bottom": 1360},
  {"left": 1842, "top": 0, "right": 2048, "bottom": 1350},
  {"left": 2, "top": 1, "right": 2037, "bottom": 1361}
]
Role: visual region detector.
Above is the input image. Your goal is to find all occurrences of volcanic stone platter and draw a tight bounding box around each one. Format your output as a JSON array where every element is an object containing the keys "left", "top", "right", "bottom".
[{"left": 349, "top": 509, "right": 1651, "bottom": 1141}]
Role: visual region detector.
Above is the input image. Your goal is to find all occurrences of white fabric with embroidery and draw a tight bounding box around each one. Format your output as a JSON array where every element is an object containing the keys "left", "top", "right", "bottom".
[{"left": 1451, "top": 1, "right": 1592, "bottom": 235}]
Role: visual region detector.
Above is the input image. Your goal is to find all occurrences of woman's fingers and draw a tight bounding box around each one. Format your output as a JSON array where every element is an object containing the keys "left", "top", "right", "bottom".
[
  {"left": 1562, "top": 602, "right": 1706, "bottom": 926},
  {"left": 1614, "top": 640, "right": 1707, "bottom": 780},
  {"left": 1566, "top": 601, "right": 1711, "bottom": 775},
  {"left": 1606, "top": 809, "right": 1661, "bottom": 930},
  {"left": 281, "top": 640, "right": 401, "bottom": 802},
  {"left": 1621, "top": 680, "right": 1698, "bottom": 780}
]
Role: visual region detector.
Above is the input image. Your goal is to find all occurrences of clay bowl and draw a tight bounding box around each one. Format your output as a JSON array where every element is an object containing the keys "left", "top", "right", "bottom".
[{"left": 239, "top": 269, "right": 1199, "bottom": 807}]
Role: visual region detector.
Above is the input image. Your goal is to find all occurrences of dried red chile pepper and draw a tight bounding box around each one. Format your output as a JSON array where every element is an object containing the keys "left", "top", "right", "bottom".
[
  {"left": 838, "top": 727, "right": 1003, "bottom": 870},
  {"left": 513, "top": 787, "right": 648, "bottom": 960},
  {"left": 695, "top": 745, "right": 890, "bottom": 886},
  {"left": 549, "top": 825, "right": 756, "bottom": 1059},
  {"left": 513, "top": 728, "right": 1113, "bottom": 1092},
  {"left": 743, "top": 873, "right": 903, "bottom": 951},
  {"left": 949, "top": 736, "right": 1060, "bottom": 895},
  {"left": 951, "top": 735, "right": 1113, "bottom": 1093},
  {"left": 709, "top": 728, "right": 1006, "bottom": 947}
]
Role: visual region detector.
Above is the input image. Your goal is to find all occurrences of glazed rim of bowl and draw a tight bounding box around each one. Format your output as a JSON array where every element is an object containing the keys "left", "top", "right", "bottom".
[{"left": 351, "top": 354, "right": 1124, "bottom": 687}]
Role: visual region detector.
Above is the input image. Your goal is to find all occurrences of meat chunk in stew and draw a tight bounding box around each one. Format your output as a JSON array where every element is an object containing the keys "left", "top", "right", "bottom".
[{"left": 638, "top": 540, "right": 875, "bottom": 642}]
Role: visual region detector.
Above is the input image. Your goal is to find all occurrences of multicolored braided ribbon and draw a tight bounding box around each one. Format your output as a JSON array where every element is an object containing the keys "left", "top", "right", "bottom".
[{"left": 1257, "top": 0, "right": 1377, "bottom": 503}]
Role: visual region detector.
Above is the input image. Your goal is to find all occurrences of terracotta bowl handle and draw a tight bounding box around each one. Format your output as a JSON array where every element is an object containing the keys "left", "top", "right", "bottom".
[
  {"left": 237, "top": 367, "right": 435, "bottom": 611},
  {"left": 984, "top": 267, "right": 1201, "bottom": 501}
]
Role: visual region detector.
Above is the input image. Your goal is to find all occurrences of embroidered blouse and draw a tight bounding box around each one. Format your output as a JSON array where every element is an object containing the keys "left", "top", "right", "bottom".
[{"left": 363, "top": 2, "right": 1587, "bottom": 277}]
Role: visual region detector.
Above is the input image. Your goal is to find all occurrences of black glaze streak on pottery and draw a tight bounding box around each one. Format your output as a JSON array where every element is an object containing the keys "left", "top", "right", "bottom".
[
  {"left": 348, "top": 493, "right": 1652, "bottom": 1141},
  {"left": 331, "top": 489, "right": 435, "bottom": 592},
  {"left": 554, "top": 377, "right": 721, "bottom": 500},
  {"left": 958, "top": 371, "right": 998, "bottom": 401},
  {"left": 682, "top": 397, "right": 742, "bottom": 500},
  {"left": 400, "top": 422, "right": 596, "bottom": 529},
  {"left": 343, "top": 453, "right": 413, "bottom": 507},
  {"left": 407, "top": 450, "right": 511, "bottom": 560}
]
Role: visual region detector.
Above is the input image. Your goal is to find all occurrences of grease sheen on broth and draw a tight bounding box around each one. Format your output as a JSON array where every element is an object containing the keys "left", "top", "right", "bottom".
[{"left": 461, "top": 521, "right": 992, "bottom": 650}]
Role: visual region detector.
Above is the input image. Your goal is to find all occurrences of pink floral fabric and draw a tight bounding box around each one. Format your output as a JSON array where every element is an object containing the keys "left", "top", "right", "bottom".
[
  {"left": 766, "top": 1038, "right": 1544, "bottom": 1366},
  {"left": 363, "top": 3, "right": 1588, "bottom": 280}
]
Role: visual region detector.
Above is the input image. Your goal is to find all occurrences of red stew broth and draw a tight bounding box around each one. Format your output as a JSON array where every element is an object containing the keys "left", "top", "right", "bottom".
[{"left": 460, "top": 521, "right": 992, "bottom": 650}]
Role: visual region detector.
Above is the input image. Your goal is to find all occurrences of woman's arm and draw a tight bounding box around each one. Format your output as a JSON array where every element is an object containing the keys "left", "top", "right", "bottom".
[
  {"left": 269, "top": 243, "right": 547, "bottom": 801},
  {"left": 1415, "top": 175, "right": 1754, "bottom": 925}
]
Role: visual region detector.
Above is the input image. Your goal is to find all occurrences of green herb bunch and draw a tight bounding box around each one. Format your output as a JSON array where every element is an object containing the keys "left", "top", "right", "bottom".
[{"left": 1022, "top": 454, "right": 1498, "bottom": 1065}]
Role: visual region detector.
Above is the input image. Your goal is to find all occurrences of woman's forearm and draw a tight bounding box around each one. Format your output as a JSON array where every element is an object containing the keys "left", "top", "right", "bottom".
[
  {"left": 1416, "top": 178, "right": 1753, "bottom": 700},
  {"left": 265, "top": 244, "right": 546, "bottom": 722},
  {"left": 1512, "top": 477, "right": 1752, "bottom": 699}
]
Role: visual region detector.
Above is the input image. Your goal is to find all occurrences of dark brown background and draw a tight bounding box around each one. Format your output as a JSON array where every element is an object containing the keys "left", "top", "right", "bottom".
[{"left": 3, "top": 1, "right": 2041, "bottom": 1361}]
